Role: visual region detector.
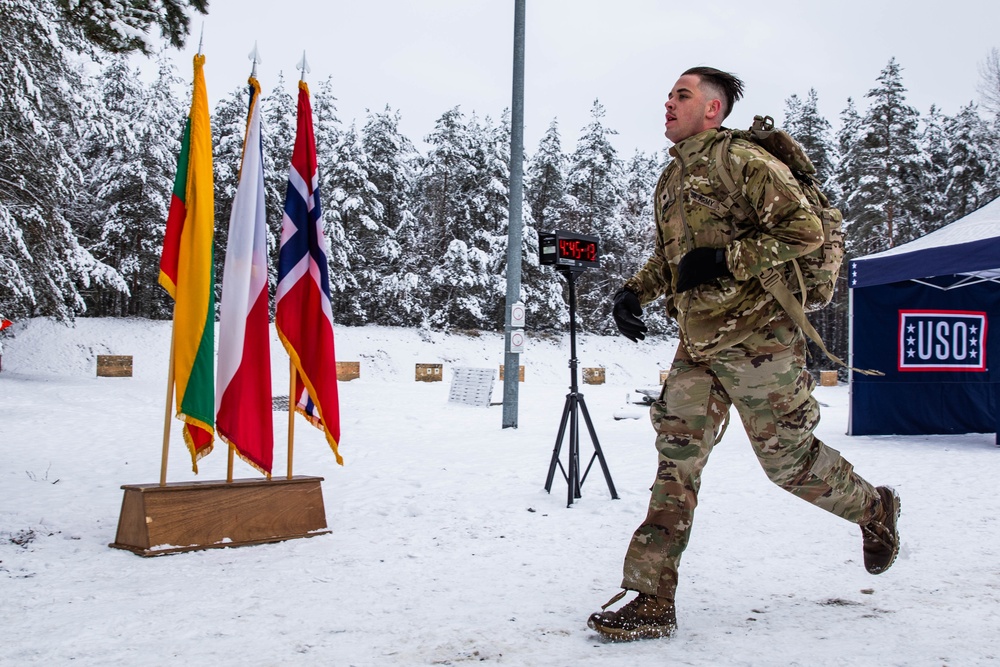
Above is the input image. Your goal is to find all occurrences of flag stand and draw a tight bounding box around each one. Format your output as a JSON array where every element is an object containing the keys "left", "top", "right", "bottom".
[
  {"left": 108, "top": 476, "right": 329, "bottom": 557},
  {"left": 111, "top": 331, "right": 330, "bottom": 557},
  {"left": 112, "top": 383, "right": 329, "bottom": 556},
  {"left": 111, "top": 325, "right": 330, "bottom": 557}
]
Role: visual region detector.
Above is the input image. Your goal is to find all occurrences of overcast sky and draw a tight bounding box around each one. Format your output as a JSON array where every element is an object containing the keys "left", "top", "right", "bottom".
[{"left": 166, "top": 0, "right": 999, "bottom": 157}]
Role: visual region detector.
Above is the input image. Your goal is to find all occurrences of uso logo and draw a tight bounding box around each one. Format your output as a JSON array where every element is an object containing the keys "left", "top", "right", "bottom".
[{"left": 898, "top": 310, "right": 987, "bottom": 372}]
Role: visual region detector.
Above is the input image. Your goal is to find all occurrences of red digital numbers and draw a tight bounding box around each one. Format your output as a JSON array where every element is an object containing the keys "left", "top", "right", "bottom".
[{"left": 558, "top": 239, "right": 596, "bottom": 262}]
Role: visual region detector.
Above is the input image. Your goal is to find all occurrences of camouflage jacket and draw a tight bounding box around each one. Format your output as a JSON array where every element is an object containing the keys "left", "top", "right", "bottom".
[{"left": 624, "top": 128, "right": 823, "bottom": 359}]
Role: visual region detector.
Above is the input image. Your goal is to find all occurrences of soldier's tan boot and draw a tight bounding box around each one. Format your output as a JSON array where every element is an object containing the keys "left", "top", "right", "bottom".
[
  {"left": 587, "top": 590, "right": 676, "bottom": 642},
  {"left": 862, "top": 485, "right": 900, "bottom": 574}
]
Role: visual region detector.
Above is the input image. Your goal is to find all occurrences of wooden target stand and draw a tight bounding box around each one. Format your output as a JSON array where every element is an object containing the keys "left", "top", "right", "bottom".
[{"left": 110, "top": 353, "right": 330, "bottom": 557}]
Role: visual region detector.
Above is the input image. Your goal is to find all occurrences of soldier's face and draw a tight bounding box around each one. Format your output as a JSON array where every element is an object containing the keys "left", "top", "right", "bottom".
[{"left": 664, "top": 74, "right": 719, "bottom": 144}]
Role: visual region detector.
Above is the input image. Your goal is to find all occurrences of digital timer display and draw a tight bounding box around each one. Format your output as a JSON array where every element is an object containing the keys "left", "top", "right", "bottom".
[
  {"left": 538, "top": 229, "right": 601, "bottom": 269},
  {"left": 558, "top": 238, "right": 598, "bottom": 263}
]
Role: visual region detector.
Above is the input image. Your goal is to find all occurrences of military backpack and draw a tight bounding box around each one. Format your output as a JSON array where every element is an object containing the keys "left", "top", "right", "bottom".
[
  {"left": 711, "top": 116, "right": 879, "bottom": 375},
  {"left": 712, "top": 114, "right": 844, "bottom": 313}
]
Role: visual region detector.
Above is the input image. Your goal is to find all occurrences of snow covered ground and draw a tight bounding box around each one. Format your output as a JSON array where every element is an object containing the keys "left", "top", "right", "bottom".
[{"left": 2, "top": 317, "right": 999, "bottom": 666}]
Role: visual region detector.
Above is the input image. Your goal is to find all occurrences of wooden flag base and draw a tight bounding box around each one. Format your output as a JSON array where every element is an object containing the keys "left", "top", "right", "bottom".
[{"left": 109, "top": 475, "right": 330, "bottom": 557}]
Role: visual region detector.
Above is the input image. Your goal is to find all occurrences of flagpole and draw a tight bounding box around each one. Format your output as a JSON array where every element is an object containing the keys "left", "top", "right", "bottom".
[
  {"left": 287, "top": 361, "right": 296, "bottom": 479},
  {"left": 160, "top": 320, "right": 178, "bottom": 486},
  {"left": 284, "top": 51, "right": 309, "bottom": 482}
]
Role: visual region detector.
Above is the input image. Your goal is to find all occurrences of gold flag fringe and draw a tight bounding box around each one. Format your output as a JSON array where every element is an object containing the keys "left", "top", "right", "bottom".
[
  {"left": 218, "top": 433, "right": 271, "bottom": 480},
  {"left": 178, "top": 411, "right": 214, "bottom": 474}
]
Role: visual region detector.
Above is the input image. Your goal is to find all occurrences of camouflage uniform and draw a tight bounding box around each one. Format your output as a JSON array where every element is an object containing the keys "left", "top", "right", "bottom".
[{"left": 620, "top": 128, "right": 879, "bottom": 600}]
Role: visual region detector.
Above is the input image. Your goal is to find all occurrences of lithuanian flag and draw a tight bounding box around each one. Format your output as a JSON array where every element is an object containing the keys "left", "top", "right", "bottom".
[{"left": 159, "top": 54, "right": 215, "bottom": 472}]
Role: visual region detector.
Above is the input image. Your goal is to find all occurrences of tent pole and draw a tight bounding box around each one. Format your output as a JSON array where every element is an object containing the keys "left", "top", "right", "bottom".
[{"left": 847, "top": 283, "right": 855, "bottom": 436}]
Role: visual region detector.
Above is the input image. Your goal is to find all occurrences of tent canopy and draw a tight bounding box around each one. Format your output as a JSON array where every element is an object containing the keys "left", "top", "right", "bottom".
[
  {"left": 850, "top": 196, "right": 1000, "bottom": 288},
  {"left": 849, "top": 196, "right": 1000, "bottom": 440}
]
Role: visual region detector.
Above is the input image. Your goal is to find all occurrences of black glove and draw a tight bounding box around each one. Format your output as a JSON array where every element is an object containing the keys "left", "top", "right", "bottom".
[
  {"left": 675, "top": 247, "right": 731, "bottom": 293},
  {"left": 612, "top": 287, "right": 647, "bottom": 342}
]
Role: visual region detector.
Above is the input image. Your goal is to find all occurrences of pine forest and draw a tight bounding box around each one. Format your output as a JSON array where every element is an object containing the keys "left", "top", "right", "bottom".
[{"left": 4, "top": 1, "right": 1000, "bottom": 370}]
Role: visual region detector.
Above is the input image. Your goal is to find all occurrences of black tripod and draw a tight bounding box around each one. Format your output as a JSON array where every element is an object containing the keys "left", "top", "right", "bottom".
[{"left": 544, "top": 265, "right": 618, "bottom": 507}]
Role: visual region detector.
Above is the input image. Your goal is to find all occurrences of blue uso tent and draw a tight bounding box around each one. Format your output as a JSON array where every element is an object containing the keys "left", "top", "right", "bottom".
[{"left": 848, "top": 196, "right": 1000, "bottom": 441}]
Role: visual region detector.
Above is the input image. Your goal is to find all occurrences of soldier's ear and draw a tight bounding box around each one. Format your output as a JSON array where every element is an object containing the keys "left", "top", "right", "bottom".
[{"left": 705, "top": 98, "right": 723, "bottom": 121}]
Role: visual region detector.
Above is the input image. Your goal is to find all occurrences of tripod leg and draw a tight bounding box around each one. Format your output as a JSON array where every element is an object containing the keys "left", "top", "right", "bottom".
[
  {"left": 577, "top": 395, "right": 619, "bottom": 500},
  {"left": 544, "top": 393, "right": 574, "bottom": 493},
  {"left": 568, "top": 394, "right": 580, "bottom": 506}
]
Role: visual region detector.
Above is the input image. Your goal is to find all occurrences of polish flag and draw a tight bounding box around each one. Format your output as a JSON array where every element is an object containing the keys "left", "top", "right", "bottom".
[{"left": 215, "top": 76, "right": 273, "bottom": 476}]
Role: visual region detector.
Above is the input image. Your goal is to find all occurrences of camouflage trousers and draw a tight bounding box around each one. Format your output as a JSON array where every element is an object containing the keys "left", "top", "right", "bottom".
[{"left": 621, "top": 316, "right": 879, "bottom": 600}]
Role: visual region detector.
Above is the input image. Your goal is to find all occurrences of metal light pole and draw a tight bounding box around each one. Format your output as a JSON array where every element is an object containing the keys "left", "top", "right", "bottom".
[{"left": 502, "top": 0, "right": 526, "bottom": 429}]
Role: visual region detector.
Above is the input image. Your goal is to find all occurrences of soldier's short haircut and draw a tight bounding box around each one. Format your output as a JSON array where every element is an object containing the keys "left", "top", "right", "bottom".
[{"left": 683, "top": 66, "right": 745, "bottom": 121}]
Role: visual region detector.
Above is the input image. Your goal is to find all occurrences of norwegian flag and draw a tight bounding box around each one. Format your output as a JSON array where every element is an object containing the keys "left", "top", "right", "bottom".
[{"left": 275, "top": 81, "right": 342, "bottom": 465}]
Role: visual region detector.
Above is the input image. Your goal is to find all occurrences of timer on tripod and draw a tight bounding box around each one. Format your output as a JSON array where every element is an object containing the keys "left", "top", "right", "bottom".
[
  {"left": 537, "top": 229, "right": 616, "bottom": 506},
  {"left": 538, "top": 230, "right": 601, "bottom": 270}
]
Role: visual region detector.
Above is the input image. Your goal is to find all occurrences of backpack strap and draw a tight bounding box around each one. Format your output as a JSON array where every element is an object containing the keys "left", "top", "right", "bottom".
[
  {"left": 712, "top": 131, "right": 883, "bottom": 377},
  {"left": 759, "top": 267, "right": 883, "bottom": 376},
  {"left": 712, "top": 135, "right": 756, "bottom": 223}
]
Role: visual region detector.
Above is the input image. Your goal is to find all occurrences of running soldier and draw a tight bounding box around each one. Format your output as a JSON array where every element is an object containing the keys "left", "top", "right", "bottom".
[{"left": 588, "top": 66, "right": 901, "bottom": 642}]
